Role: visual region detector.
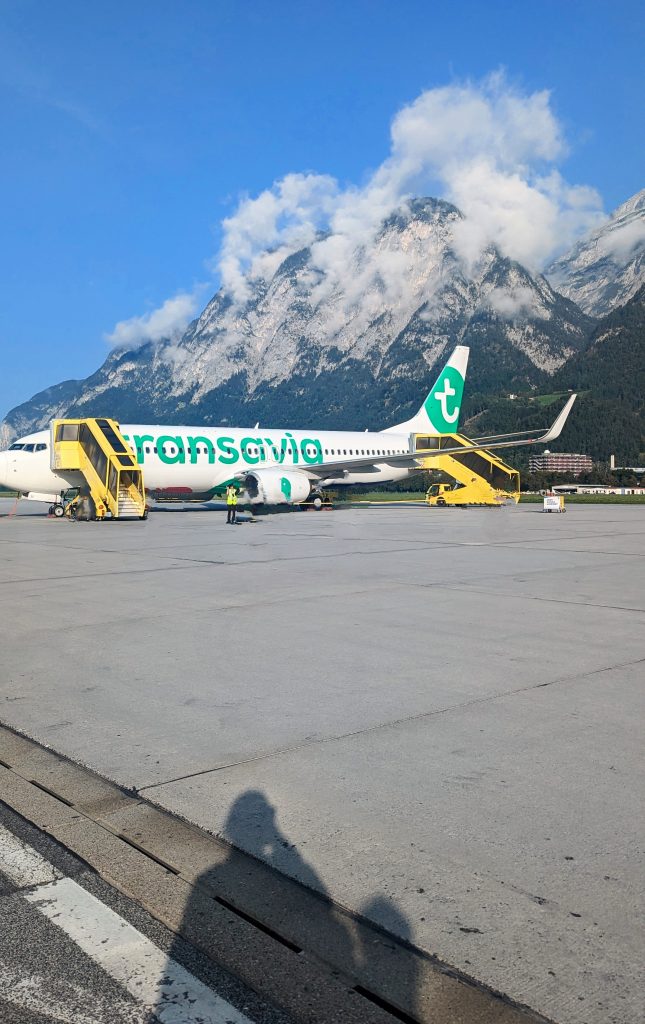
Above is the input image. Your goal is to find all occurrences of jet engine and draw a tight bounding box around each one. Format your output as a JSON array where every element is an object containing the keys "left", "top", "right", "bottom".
[{"left": 244, "top": 468, "right": 311, "bottom": 505}]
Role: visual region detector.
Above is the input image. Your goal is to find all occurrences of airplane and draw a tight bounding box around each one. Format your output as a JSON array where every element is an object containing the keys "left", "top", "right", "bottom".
[{"left": 0, "top": 345, "right": 576, "bottom": 513}]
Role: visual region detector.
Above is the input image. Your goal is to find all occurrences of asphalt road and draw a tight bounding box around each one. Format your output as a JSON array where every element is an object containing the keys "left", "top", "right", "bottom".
[
  {"left": 1, "top": 499, "right": 643, "bottom": 1024},
  {"left": 0, "top": 801, "right": 293, "bottom": 1024}
]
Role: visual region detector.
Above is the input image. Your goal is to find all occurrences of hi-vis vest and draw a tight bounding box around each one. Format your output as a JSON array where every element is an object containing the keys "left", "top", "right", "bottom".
[{"left": 226, "top": 488, "right": 237, "bottom": 506}]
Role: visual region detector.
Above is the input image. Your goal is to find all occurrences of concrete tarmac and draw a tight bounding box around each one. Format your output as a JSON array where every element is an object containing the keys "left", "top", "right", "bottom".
[
  {"left": 0, "top": 799, "right": 292, "bottom": 1024},
  {"left": 1, "top": 498, "right": 644, "bottom": 1024}
]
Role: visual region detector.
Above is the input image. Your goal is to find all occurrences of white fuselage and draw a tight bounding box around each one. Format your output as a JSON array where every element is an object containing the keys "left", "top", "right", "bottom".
[{"left": 0, "top": 424, "right": 415, "bottom": 501}]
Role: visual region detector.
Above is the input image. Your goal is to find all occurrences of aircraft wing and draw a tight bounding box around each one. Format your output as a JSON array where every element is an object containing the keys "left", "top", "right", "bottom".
[{"left": 302, "top": 394, "right": 577, "bottom": 478}]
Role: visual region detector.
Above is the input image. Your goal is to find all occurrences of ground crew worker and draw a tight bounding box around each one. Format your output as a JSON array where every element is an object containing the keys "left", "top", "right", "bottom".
[{"left": 226, "top": 485, "right": 238, "bottom": 524}]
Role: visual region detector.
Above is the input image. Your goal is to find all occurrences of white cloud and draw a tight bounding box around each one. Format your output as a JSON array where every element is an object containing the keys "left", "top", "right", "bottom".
[
  {"left": 108, "top": 73, "right": 609, "bottom": 350},
  {"left": 218, "top": 173, "right": 340, "bottom": 302},
  {"left": 598, "top": 218, "right": 645, "bottom": 260},
  {"left": 486, "top": 285, "right": 536, "bottom": 318},
  {"left": 218, "top": 72, "right": 605, "bottom": 303},
  {"left": 105, "top": 292, "right": 200, "bottom": 349}
]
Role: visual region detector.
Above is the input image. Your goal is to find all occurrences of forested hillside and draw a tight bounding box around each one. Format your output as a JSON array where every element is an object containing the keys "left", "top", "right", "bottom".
[{"left": 464, "top": 286, "right": 644, "bottom": 465}]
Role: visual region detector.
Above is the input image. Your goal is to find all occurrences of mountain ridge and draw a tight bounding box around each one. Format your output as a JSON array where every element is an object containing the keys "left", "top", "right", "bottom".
[
  {"left": 546, "top": 189, "right": 645, "bottom": 316},
  {"left": 1, "top": 196, "right": 594, "bottom": 443},
  {"left": 464, "top": 285, "right": 645, "bottom": 464},
  {"left": 2, "top": 192, "right": 642, "bottom": 454}
]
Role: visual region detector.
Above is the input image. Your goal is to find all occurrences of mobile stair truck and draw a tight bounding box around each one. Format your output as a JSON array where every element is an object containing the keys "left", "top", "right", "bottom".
[
  {"left": 51, "top": 418, "right": 147, "bottom": 521},
  {"left": 413, "top": 433, "right": 520, "bottom": 507}
]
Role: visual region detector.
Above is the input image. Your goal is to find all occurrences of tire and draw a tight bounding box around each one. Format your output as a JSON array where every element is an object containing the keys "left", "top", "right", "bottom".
[
  {"left": 312, "top": 494, "right": 323, "bottom": 510},
  {"left": 53, "top": 504, "right": 65, "bottom": 518},
  {"left": 76, "top": 496, "right": 97, "bottom": 522}
]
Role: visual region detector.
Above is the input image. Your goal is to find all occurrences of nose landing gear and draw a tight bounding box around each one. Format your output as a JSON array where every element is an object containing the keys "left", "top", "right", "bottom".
[{"left": 49, "top": 488, "right": 80, "bottom": 520}]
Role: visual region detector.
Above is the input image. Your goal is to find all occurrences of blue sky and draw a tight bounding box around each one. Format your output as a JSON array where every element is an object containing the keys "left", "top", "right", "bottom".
[{"left": 1, "top": 0, "right": 643, "bottom": 417}]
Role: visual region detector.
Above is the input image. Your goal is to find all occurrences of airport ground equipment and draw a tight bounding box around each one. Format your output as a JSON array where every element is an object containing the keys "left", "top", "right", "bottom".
[
  {"left": 413, "top": 433, "right": 520, "bottom": 506},
  {"left": 543, "top": 494, "right": 566, "bottom": 512},
  {"left": 51, "top": 418, "right": 147, "bottom": 520},
  {"left": 426, "top": 482, "right": 473, "bottom": 506}
]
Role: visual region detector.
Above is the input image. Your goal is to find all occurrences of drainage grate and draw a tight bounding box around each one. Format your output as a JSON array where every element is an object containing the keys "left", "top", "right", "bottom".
[
  {"left": 29, "top": 780, "right": 74, "bottom": 806},
  {"left": 214, "top": 895, "right": 302, "bottom": 953},
  {"left": 354, "top": 985, "right": 421, "bottom": 1024},
  {"left": 117, "top": 833, "right": 180, "bottom": 875}
]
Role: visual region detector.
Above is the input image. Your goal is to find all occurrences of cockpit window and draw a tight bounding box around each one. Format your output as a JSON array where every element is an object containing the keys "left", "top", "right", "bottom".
[
  {"left": 22, "top": 444, "right": 36, "bottom": 452},
  {"left": 35, "top": 443, "right": 47, "bottom": 451},
  {"left": 8, "top": 443, "right": 25, "bottom": 450}
]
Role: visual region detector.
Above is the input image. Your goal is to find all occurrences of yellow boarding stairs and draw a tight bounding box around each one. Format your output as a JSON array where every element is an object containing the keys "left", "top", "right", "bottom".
[
  {"left": 412, "top": 433, "right": 520, "bottom": 506},
  {"left": 51, "top": 418, "right": 146, "bottom": 520}
]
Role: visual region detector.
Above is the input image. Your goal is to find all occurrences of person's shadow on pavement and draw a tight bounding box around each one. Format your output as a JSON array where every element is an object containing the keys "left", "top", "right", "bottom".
[{"left": 153, "top": 788, "right": 422, "bottom": 1022}]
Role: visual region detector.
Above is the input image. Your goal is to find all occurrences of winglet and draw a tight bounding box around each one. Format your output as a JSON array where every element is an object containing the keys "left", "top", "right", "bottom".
[{"left": 539, "top": 394, "right": 577, "bottom": 444}]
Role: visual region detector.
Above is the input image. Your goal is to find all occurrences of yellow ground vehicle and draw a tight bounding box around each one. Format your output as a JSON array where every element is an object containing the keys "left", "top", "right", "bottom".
[
  {"left": 51, "top": 418, "right": 147, "bottom": 520},
  {"left": 426, "top": 482, "right": 468, "bottom": 506},
  {"left": 415, "top": 433, "right": 520, "bottom": 507}
]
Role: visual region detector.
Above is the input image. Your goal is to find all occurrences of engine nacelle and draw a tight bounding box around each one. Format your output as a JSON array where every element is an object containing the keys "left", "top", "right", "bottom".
[{"left": 244, "top": 468, "right": 311, "bottom": 505}]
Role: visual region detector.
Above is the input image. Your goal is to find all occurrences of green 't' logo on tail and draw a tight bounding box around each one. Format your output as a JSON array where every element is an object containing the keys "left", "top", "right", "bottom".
[{"left": 424, "top": 365, "right": 465, "bottom": 432}]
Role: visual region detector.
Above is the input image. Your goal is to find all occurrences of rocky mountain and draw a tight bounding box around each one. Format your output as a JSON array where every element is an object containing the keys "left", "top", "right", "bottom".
[
  {"left": 1, "top": 198, "right": 594, "bottom": 443},
  {"left": 0, "top": 378, "right": 85, "bottom": 450},
  {"left": 464, "top": 285, "right": 645, "bottom": 464},
  {"left": 546, "top": 190, "right": 645, "bottom": 316},
  {"left": 550, "top": 283, "right": 645, "bottom": 461}
]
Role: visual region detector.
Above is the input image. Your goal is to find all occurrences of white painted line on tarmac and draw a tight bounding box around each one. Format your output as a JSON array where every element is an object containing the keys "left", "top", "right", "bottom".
[
  {"left": 0, "top": 823, "right": 61, "bottom": 887},
  {"left": 24, "top": 878, "right": 256, "bottom": 1024},
  {"left": 0, "top": 826, "right": 255, "bottom": 1024},
  {"left": 0, "top": 962, "right": 148, "bottom": 1024}
]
